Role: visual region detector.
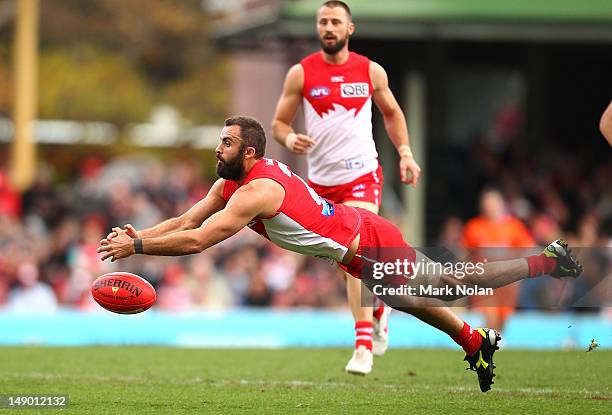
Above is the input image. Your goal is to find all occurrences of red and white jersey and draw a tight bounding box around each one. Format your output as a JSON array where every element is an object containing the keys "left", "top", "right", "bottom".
[
  {"left": 222, "top": 158, "right": 361, "bottom": 262},
  {"left": 300, "top": 51, "right": 378, "bottom": 186}
]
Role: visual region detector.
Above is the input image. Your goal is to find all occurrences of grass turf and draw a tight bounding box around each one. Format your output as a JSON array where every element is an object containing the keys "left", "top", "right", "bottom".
[{"left": 0, "top": 347, "right": 610, "bottom": 414}]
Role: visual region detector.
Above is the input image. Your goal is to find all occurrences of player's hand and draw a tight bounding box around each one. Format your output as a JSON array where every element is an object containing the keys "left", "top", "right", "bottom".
[
  {"left": 98, "top": 229, "right": 135, "bottom": 262},
  {"left": 400, "top": 155, "right": 421, "bottom": 188},
  {"left": 103, "top": 224, "right": 140, "bottom": 243},
  {"left": 286, "top": 133, "right": 315, "bottom": 154}
]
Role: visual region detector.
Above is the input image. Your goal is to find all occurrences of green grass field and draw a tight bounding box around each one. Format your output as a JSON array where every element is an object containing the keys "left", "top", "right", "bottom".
[{"left": 0, "top": 347, "right": 610, "bottom": 414}]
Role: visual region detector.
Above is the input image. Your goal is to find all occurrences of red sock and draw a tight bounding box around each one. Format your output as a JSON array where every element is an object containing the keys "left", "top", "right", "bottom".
[
  {"left": 526, "top": 254, "right": 556, "bottom": 277},
  {"left": 373, "top": 303, "right": 385, "bottom": 321},
  {"left": 355, "top": 321, "right": 373, "bottom": 351},
  {"left": 451, "top": 322, "right": 482, "bottom": 356}
]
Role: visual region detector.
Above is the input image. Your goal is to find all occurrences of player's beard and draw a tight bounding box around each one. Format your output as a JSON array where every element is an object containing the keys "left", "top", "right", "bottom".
[
  {"left": 216, "top": 148, "right": 245, "bottom": 181},
  {"left": 319, "top": 32, "right": 349, "bottom": 55}
]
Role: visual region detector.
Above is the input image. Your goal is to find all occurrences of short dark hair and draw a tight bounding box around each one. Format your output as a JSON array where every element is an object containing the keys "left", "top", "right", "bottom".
[
  {"left": 224, "top": 116, "right": 266, "bottom": 159},
  {"left": 320, "top": 1, "right": 352, "bottom": 18}
]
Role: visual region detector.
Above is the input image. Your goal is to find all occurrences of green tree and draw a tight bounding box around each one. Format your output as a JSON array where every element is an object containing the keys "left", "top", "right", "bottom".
[
  {"left": 39, "top": 46, "right": 151, "bottom": 123},
  {"left": 1, "top": 0, "right": 228, "bottom": 124},
  {"left": 0, "top": 43, "right": 11, "bottom": 115}
]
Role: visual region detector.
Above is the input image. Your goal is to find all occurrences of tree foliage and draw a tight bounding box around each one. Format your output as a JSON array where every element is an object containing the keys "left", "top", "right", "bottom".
[
  {"left": 39, "top": 46, "right": 152, "bottom": 123},
  {"left": 1, "top": 0, "right": 227, "bottom": 124}
]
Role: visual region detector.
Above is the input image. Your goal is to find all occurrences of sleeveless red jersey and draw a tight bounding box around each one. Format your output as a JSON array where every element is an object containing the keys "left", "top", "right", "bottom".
[
  {"left": 300, "top": 51, "right": 378, "bottom": 186},
  {"left": 222, "top": 158, "right": 361, "bottom": 263}
]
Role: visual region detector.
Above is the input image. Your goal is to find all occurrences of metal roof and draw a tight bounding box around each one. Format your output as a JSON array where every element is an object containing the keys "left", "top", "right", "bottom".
[{"left": 215, "top": 0, "right": 612, "bottom": 43}]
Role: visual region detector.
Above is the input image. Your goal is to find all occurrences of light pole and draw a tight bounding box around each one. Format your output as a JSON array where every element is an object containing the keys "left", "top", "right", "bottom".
[{"left": 10, "top": 0, "right": 38, "bottom": 191}]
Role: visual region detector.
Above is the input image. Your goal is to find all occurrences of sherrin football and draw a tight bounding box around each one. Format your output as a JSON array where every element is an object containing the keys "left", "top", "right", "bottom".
[{"left": 91, "top": 272, "right": 156, "bottom": 314}]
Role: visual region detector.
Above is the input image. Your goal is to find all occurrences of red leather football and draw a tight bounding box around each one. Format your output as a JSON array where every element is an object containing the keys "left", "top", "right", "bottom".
[{"left": 91, "top": 272, "right": 156, "bottom": 314}]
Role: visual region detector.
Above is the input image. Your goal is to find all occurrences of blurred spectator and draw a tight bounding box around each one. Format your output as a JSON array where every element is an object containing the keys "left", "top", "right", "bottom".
[
  {"left": 563, "top": 214, "right": 610, "bottom": 311},
  {"left": 157, "top": 263, "right": 193, "bottom": 312},
  {"left": 220, "top": 250, "right": 252, "bottom": 303},
  {"left": 186, "top": 255, "right": 234, "bottom": 310},
  {"left": 261, "top": 246, "right": 299, "bottom": 293},
  {"left": 7, "top": 263, "right": 58, "bottom": 313},
  {"left": 244, "top": 269, "right": 272, "bottom": 307},
  {"left": 437, "top": 216, "right": 467, "bottom": 259},
  {"left": 530, "top": 214, "right": 562, "bottom": 247},
  {"left": 0, "top": 278, "right": 9, "bottom": 306},
  {"left": 0, "top": 170, "right": 21, "bottom": 218},
  {"left": 126, "top": 191, "right": 163, "bottom": 231},
  {"left": 463, "top": 188, "right": 535, "bottom": 330}
]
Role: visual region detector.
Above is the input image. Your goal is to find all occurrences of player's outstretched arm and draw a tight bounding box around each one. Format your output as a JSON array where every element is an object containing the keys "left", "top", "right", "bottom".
[
  {"left": 370, "top": 61, "right": 421, "bottom": 187},
  {"left": 98, "top": 179, "right": 284, "bottom": 261},
  {"left": 599, "top": 101, "right": 612, "bottom": 146},
  {"left": 272, "top": 64, "right": 315, "bottom": 154},
  {"left": 103, "top": 178, "right": 227, "bottom": 242}
]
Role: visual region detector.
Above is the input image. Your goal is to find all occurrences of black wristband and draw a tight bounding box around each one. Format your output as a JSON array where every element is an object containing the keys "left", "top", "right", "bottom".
[{"left": 134, "top": 238, "right": 143, "bottom": 254}]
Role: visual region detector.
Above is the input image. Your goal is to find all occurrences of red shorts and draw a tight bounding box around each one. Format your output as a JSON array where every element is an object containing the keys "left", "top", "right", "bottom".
[
  {"left": 341, "top": 208, "right": 416, "bottom": 280},
  {"left": 308, "top": 165, "right": 383, "bottom": 206}
]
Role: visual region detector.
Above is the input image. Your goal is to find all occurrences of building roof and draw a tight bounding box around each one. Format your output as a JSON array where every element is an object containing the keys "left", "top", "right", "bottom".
[
  {"left": 214, "top": 0, "right": 612, "bottom": 43},
  {"left": 285, "top": 0, "right": 612, "bottom": 23}
]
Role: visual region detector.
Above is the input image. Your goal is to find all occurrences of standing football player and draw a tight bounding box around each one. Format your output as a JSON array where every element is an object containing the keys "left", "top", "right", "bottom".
[{"left": 272, "top": 1, "right": 420, "bottom": 374}]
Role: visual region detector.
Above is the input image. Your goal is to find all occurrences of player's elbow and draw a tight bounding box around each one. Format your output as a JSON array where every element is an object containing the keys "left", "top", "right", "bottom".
[
  {"left": 182, "top": 216, "right": 201, "bottom": 231},
  {"left": 190, "top": 233, "right": 209, "bottom": 254},
  {"left": 194, "top": 223, "right": 240, "bottom": 253},
  {"left": 383, "top": 106, "right": 404, "bottom": 123}
]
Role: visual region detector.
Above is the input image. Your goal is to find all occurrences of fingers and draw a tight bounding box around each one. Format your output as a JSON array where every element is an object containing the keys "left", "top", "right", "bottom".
[
  {"left": 97, "top": 243, "right": 114, "bottom": 261},
  {"left": 97, "top": 244, "right": 110, "bottom": 254},
  {"left": 106, "top": 223, "right": 130, "bottom": 243},
  {"left": 400, "top": 159, "right": 421, "bottom": 188},
  {"left": 404, "top": 168, "right": 421, "bottom": 188},
  {"left": 125, "top": 224, "right": 138, "bottom": 238},
  {"left": 291, "top": 134, "right": 315, "bottom": 154},
  {"left": 400, "top": 165, "right": 408, "bottom": 183},
  {"left": 105, "top": 227, "right": 123, "bottom": 241},
  {"left": 402, "top": 173, "right": 419, "bottom": 188},
  {"left": 292, "top": 144, "right": 309, "bottom": 154},
  {"left": 101, "top": 252, "right": 114, "bottom": 261},
  {"left": 98, "top": 232, "right": 133, "bottom": 262},
  {"left": 399, "top": 160, "right": 413, "bottom": 185},
  {"left": 296, "top": 134, "right": 315, "bottom": 147},
  {"left": 401, "top": 174, "right": 415, "bottom": 186},
  {"left": 106, "top": 224, "right": 136, "bottom": 242},
  {"left": 411, "top": 169, "right": 421, "bottom": 188}
]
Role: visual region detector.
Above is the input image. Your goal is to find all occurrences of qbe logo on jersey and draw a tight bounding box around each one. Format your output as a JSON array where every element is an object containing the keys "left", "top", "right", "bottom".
[{"left": 340, "top": 83, "right": 369, "bottom": 98}]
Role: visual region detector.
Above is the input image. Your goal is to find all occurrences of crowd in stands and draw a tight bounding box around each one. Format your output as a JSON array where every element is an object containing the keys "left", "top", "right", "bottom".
[
  {"left": 0, "top": 141, "right": 610, "bottom": 315},
  {"left": 0, "top": 156, "right": 346, "bottom": 312},
  {"left": 435, "top": 131, "right": 611, "bottom": 317}
]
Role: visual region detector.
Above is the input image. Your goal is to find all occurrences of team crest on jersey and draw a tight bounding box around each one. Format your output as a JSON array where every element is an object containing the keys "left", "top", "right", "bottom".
[
  {"left": 309, "top": 86, "right": 330, "bottom": 98},
  {"left": 321, "top": 199, "right": 335, "bottom": 217},
  {"left": 340, "top": 83, "right": 369, "bottom": 98}
]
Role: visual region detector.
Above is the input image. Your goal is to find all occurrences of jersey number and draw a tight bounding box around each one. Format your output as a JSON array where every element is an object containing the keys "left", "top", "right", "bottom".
[{"left": 270, "top": 158, "right": 324, "bottom": 207}]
